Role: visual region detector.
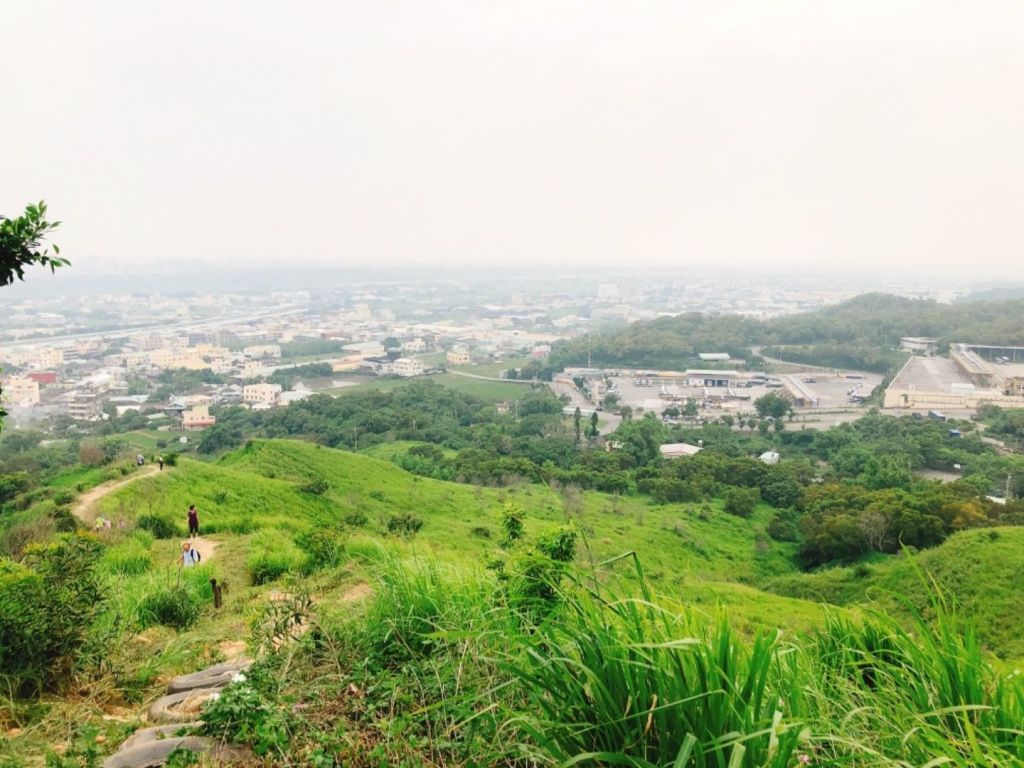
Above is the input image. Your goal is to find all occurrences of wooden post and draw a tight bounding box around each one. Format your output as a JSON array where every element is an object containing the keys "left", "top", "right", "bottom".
[{"left": 210, "top": 578, "right": 223, "bottom": 609}]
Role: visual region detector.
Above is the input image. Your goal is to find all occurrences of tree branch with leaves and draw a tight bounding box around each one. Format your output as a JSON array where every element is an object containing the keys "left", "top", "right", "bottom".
[{"left": 0, "top": 201, "right": 67, "bottom": 286}]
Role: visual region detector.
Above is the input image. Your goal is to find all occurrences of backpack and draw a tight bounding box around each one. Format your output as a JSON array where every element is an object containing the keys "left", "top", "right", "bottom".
[{"left": 194, "top": 550, "right": 201, "bottom": 563}]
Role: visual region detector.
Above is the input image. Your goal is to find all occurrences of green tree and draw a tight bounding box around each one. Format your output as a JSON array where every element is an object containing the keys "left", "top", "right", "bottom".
[
  {"left": 1, "top": 201, "right": 65, "bottom": 430},
  {"left": 0, "top": 201, "right": 66, "bottom": 286},
  {"left": 754, "top": 392, "right": 792, "bottom": 420},
  {"left": 588, "top": 411, "right": 599, "bottom": 439},
  {"left": 723, "top": 486, "right": 760, "bottom": 518},
  {"left": 573, "top": 406, "right": 582, "bottom": 444}
]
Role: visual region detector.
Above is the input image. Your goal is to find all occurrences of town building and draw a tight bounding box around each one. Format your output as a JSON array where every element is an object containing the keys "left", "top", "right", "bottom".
[
  {"left": 659, "top": 442, "right": 703, "bottom": 458},
  {"left": 392, "top": 357, "right": 425, "bottom": 378},
  {"left": 243, "top": 382, "right": 283, "bottom": 407},
  {"left": 183, "top": 404, "right": 216, "bottom": 429},
  {"left": 900, "top": 337, "right": 939, "bottom": 354},
  {"left": 1, "top": 376, "right": 40, "bottom": 407},
  {"left": 66, "top": 392, "right": 102, "bottom": 421},
  {"left": 447, "top": 347, "right": 471, "bottom": 366},
  {"left": 401, "top": 338, "right": 428, "bottom": 353}
]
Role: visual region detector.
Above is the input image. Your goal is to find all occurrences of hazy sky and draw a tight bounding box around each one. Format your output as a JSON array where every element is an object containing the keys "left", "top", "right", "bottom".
[{"left": 2, "top": 1, "right": 1023, "bottom": 276}]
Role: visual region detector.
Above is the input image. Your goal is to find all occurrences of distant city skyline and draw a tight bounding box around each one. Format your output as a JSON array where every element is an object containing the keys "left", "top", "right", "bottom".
[{"left": 3, "top": 1, "right": 1023, "bottom": 277}]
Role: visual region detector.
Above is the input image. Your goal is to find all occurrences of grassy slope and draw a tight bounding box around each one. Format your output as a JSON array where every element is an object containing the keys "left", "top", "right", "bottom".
[
  {"left": 326, "top": 374, "right": 532, "bottom": 402},
  {"left": 96, "top": 439, "right": 825, "bottom": 631},
  {"left": 767, "top": 527, "right": 1024, "bottom": 662}
]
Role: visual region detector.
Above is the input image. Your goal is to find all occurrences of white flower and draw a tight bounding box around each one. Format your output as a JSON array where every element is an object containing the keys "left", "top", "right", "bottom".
[
  {"left": 231, "top": 672, "right": 247, "bottom": 683},
  {"left": 209, "top": 692, "right": 221, "bottom": 701}
]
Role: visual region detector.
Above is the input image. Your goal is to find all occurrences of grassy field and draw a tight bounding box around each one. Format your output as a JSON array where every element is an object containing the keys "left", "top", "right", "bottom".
[
  {"left": 325, "top": 373, "right": 535, "bottom": 402},
  {"left": 451, "top": 356, "right": 530, "bottom": 377},
  {"left": 95, "top": 439, "right": 801, "bottom": 590}
]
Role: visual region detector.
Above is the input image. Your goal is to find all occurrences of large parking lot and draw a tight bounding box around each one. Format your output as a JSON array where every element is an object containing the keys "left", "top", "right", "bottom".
[{"left": 609, "top": 369, "right": 884, "bottom": 418}]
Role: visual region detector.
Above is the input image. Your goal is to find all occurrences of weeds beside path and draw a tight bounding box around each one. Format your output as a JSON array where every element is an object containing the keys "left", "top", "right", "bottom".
[{"left": 71, "top": 464, "right": 168, "bottom": 523}]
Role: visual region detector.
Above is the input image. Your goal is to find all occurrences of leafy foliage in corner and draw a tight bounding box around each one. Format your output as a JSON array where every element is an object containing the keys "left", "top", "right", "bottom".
[
  {"left": 0, "top": 534, "right": 105, "bottom": 694},
  {"left": 0, "top": 201, "right": 66, "bottom": 287}
]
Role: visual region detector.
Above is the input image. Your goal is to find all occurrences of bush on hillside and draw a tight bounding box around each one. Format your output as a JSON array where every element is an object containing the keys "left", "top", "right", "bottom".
[
  {"left": 386, "top": 513, "right": 424, "bottom": 538},
  {"left": 137, "top": 514, "right": 180, "bottom": 539},
  {"left": 296, "top": 528, "right": 346, "bottom": 574},
  {"left": 137, "top": 586, "right": 201, "bottom": 630},
  {"left": 723, "top": 486, "right": 760, "bottom": 518},
  {"left": 299, "top": 477, "right": 329, "bottom": 495},
  {"left": 0, "top": 534, "right": 105, "bottom": 694}
]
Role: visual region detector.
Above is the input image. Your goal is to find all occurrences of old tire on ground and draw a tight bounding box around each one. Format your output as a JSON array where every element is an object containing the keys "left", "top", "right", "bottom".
[
  {"left": 147, "top": 688, "right": 221, "bottom": 723},
  {"left": 103, "top": 735, "right": 251, "bottom": 768},
  {"left": 166, "top": 660, "right": 251, "bottom": 693},
  {"left": 117, "top": 724, "right": 195, "bottom": 752}
]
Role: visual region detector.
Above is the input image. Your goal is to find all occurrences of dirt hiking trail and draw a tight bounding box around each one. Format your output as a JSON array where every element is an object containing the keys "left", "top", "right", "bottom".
[
  {"left": 71, "top": 465, "right": 219, "bottom": 563},
  {"left": 72, "top": 465, "right": 164, "bottom": 521}
]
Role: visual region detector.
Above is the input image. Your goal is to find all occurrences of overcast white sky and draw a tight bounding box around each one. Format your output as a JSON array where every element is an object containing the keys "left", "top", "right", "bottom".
[{"left": 2, "top": 1, "right": 1023, "bottom": 276}]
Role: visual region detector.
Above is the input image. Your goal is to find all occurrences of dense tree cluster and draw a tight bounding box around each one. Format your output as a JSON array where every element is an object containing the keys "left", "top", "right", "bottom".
[{"left": 548, "top": 293, "right": 1024, "bottom": 372}]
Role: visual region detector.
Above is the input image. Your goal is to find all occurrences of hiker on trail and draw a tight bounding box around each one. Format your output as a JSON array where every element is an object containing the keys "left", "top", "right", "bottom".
[
  {"left": 158, "top": 455, "right": 164, "bottom": 470},
  {"left": 187, "top": 504, "right": 199, "bottom": 538},
  {"left": 178, "top": 541, "right": 201, "bottom": 568}
]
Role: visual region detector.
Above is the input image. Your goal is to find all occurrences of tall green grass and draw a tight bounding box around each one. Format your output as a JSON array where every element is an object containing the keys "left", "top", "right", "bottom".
[{"left": 507, "top": 592, "right": 806, "bottom": 768}]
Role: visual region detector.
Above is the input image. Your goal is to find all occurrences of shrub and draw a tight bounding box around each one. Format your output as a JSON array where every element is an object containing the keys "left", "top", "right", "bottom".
[
  {"left": 51, "top": 489, "right": 75, "bottom": 506},
  {"left": 299, "top": 478, "right": 329, "bottom": 495},
  {"left": 212, "top": 490, "right": 229, "bottom": 504},
  {"left": 296, "top": 528, "right": 346, "bottom": 574},
  {"left": 387, "top": 513, "right": 424, "bottom": 538},
  {"left": 137, "top": 515, "right": 180, "bottom": 539},
  {"left": 342, "top": 512, "right": 368, "bottom": 527},
  {"left": 78, "top": 441, "right": 105, "bottom": 466},
  {"left": 137, "top": 586, "right": 201, "bottom": 630},
  {"left": 501, "top": 503, "right": 525, "bottom": 546},
  {"left": 163, "top": 453, "right": 179, "bottom": 467},
  {"left": 723, "top": 486, "right": 760, "bottom": 518},
  {"left": 470, "top": 526, "right": 492, "bottom": 539},
  {"left": 368, "top": 490, "right": 385, "bottom": 502},
  {"left": 0, "top": 534, "right": 105, "bottom": 693}
]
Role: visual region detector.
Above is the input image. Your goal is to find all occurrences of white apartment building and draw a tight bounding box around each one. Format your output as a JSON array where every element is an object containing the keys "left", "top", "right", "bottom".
[
  {"left": 392, "top": 358, "right": 425, "bottom": 378},
  {"left": 243, "top": 382, "right": 283, "bottom": 407},
  {"left": 1, "top": 376, "right": 40, "bottom": 407},
  {"left": 401, "top": 338, "right": 428, "bottom": 353}
]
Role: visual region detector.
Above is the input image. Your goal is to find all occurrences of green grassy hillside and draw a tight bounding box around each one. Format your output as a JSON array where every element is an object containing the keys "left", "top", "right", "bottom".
[
  {"left": 87, "top": 439, "right": 842, "bottom": 636},
  {"left": 767, "top": 527, "right": 1024, "bottom": 662},
  {"left": 100, "top": 439, "right": 797, "bottom": 585}
]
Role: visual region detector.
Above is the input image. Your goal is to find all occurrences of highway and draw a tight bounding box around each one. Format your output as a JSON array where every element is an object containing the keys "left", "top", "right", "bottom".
[{"left": 0, "top": 305, "right": 306, "bottom": 350}]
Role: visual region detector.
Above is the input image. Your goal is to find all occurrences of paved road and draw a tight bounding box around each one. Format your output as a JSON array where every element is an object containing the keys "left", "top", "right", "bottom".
[{"left": 549, "top": 380, "right": 622, "bottom": 435}]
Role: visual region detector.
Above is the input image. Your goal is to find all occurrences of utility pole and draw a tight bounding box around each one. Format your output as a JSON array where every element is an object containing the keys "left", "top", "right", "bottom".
[{"left": 588, "top": 331, "right": 592, "bottom": 368}]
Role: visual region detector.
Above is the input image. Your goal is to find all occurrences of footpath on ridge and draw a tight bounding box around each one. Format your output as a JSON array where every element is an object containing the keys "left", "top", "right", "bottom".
[{"left": 71, "top": 464, "right": 219, "bottom": 562}]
